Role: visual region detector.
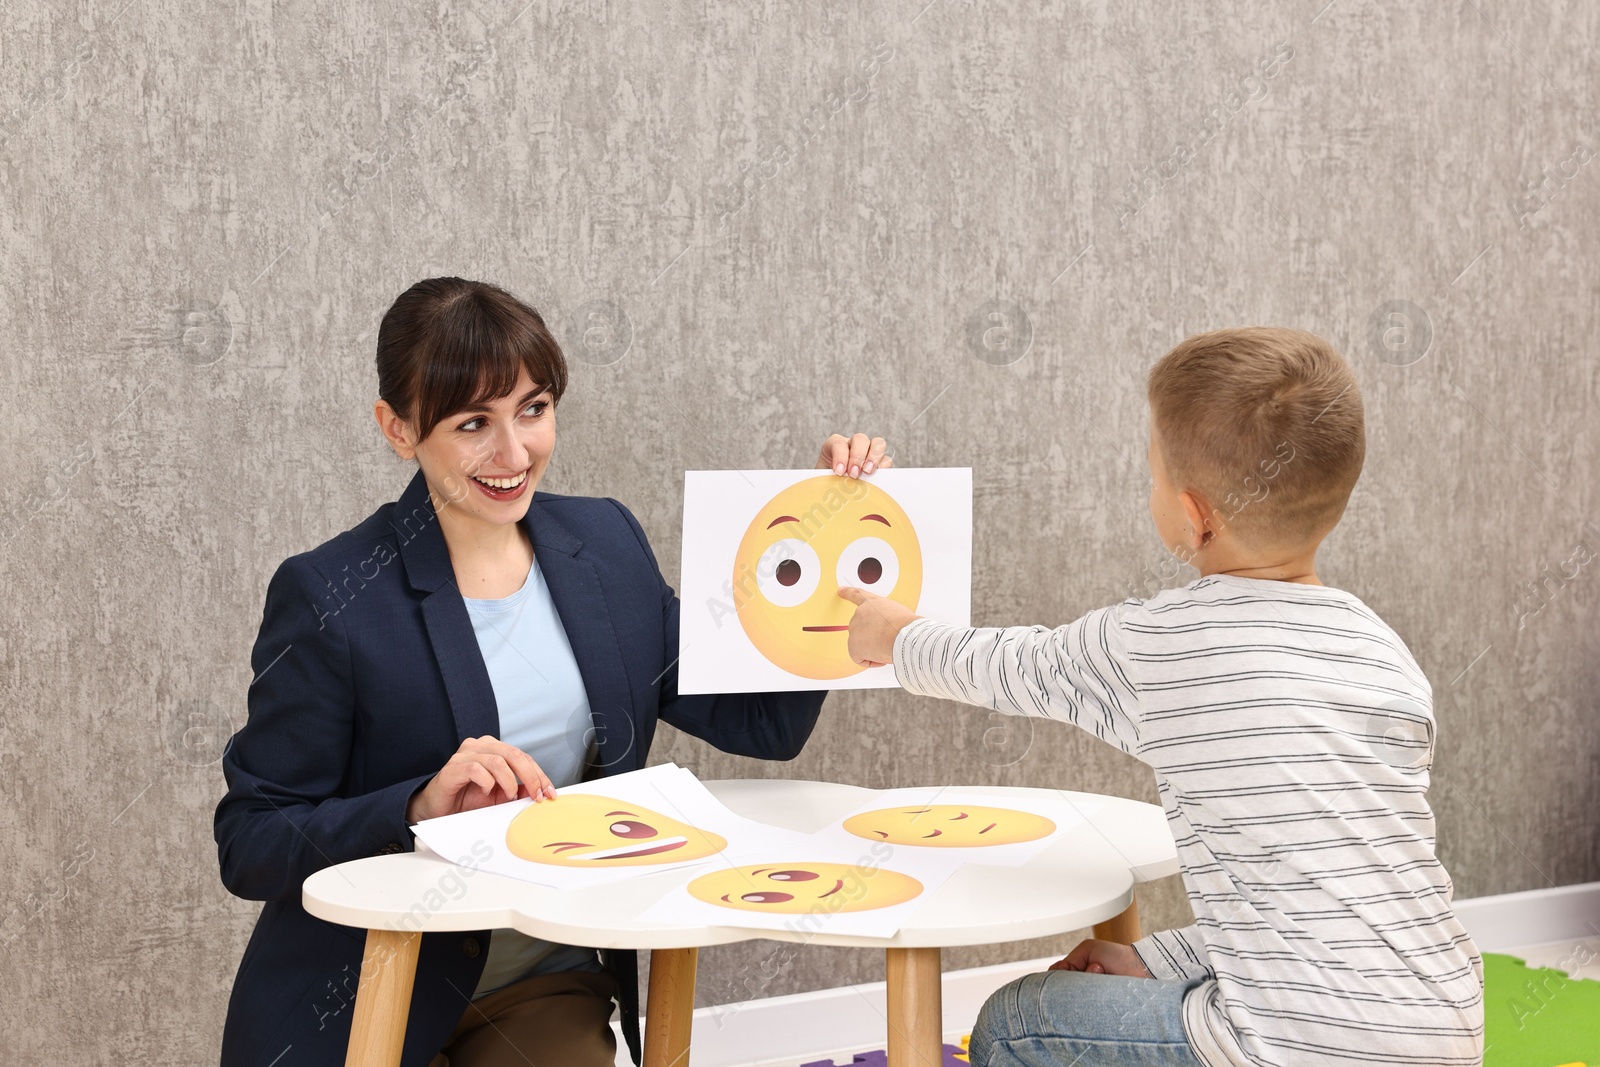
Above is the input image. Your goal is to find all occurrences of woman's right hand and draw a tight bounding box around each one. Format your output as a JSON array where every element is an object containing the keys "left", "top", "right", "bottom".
[{"left": 405, "top": 735, "right": 556, "bottom": 824}]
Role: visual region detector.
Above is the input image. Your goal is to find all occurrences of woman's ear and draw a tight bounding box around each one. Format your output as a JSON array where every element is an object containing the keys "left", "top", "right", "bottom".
[{"left": 374, "top": 399, "right": 416, "bottom": 460}]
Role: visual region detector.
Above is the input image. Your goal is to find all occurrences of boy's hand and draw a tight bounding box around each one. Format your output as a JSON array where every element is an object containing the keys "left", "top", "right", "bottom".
[
  {"left": 837, "top": 587, "right": 920, "bottom": 668},
  {"left": 1048, "top": 939, "right": 1153, "bottom": 978}
]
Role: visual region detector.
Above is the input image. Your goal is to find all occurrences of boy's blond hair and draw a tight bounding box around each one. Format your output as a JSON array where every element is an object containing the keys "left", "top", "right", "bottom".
[{"left": 1147, "top": 327, "right": 1365, "bottom": 546}]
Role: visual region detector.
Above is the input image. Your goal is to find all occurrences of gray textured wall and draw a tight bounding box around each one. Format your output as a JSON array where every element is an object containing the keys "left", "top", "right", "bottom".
[{"left": 2, "top": 0, "right": 1597, "bottom": 1062}]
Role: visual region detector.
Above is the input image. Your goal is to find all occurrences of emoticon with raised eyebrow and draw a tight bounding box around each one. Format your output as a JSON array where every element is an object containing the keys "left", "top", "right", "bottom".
[{"left": 731, "top": 476, "right": 923, "bottom": 680}]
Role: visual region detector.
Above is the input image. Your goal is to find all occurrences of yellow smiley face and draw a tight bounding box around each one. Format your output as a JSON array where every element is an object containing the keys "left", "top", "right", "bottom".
[
  {"left": 732, "top": 476, "right": 923, "bottom": 680},
  {"left": 504, "top": 794, "right": 728, "bottom": 867},
  {"left": 842, "top": 805, "right": 1056, "bottom": 847},
  {"left": 687, "top": 862, "right": 924, "bottom": 914}
]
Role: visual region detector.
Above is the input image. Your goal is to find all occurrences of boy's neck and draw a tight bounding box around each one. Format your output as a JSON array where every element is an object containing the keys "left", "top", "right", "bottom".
[
  {"left": 1202, "top": 562, "right": 1323, "bottom": 586},
  {"left": 1195, "top": 542, "right": 1325, "bottom": 586}
]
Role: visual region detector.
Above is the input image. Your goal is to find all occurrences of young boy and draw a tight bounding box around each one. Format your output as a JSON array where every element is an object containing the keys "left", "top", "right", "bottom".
[{"left": 840, "top": 328, "right": 1484, "bottom": 1067}]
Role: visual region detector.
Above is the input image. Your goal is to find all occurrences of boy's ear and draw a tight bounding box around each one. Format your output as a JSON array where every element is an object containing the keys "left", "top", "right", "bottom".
[
  {"left": 1178, "top": 489, "right": 1219, "bottom": 551},
  {"left": 374, "top": 399, "right": 417, "bottom": 460}
]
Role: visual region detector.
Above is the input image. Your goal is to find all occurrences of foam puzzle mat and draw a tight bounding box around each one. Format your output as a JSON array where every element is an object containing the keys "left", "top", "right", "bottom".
[
  {"left": 800, "top": 1036, "right": 969, "bottom": 1066},
  {"left": 794, "top": 954, "right": 1599, "bottom": 1067},
  {"left": 1482, "top": 952, "right": 1599, "bottom": 1066}
]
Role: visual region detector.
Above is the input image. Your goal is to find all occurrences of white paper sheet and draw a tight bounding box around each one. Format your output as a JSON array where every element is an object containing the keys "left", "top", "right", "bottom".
[
  {"left": 677, "top": 468, "right": 973, "bottom": 694},
  {"left": 409, "top": 764, "right": 805, "bottom": 890},
  {"left": 807, "top": 786, "right": 1104, "bottom": 868}
]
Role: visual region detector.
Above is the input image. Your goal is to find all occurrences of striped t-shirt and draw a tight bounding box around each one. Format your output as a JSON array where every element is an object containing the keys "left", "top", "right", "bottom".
[{"left": 893, "top": 574, "right": 1484, "bottom": 1067}]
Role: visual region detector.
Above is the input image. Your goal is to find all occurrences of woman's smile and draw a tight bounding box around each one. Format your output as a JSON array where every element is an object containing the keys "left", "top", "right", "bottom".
[{"left": 470, "top": 466, "right": 532, "bottom": 501}]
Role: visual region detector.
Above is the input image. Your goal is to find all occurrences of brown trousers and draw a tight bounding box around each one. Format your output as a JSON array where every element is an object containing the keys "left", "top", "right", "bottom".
[{"left": 425, "top": 969, "right": 620, "bottom": 1067}]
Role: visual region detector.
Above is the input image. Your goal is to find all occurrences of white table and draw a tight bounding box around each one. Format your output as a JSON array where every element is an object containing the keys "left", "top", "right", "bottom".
[{"left": 302, "top": 780, "right": 1178, "bottom": 1067}]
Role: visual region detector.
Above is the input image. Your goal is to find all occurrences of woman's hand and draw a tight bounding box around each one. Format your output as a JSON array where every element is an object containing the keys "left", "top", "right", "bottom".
[
  {"left": 837, "top": 586, "right": 921, "bottom": 668},
  {"left": 405, "top": 735, "right": 556, "bottom": 824},
  {"left": 816, "top": 433, "right": 893, "bottom": 478},
  {"left": 1048, "top": 939, "right": 1153, "bottom": 978}
]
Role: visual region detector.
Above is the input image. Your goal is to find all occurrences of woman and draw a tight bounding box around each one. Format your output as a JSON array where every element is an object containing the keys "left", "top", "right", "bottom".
[{"left": 213, "top": 277, "right": 892, "bottom": 1067}]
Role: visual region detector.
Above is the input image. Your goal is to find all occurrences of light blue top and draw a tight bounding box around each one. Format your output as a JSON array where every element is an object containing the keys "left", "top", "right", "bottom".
[{"left": 460, "top": 555, "right": 603, "bottom": 998}]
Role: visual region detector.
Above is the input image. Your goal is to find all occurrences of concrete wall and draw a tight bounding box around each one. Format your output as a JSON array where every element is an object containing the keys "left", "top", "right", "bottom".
[{"left": 2, "top": 0, "right": 1595, "bottom": 1061}]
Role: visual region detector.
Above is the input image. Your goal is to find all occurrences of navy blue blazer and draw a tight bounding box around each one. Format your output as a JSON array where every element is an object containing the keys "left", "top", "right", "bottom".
[{"left": 214, "top": 469, "right": 826, "bottom": 1067}]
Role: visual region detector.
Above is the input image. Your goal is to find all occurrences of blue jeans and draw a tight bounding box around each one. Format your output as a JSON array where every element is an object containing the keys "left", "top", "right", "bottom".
[{"left": 969, "top": 970, "right": 1208, "bottom": 1067}]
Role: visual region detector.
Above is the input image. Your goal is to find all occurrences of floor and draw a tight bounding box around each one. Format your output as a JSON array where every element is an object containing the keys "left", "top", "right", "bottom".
[
  {"left": 609, "top": 879, "right": 1600, "bottom": 1067},
  {"left": 750, "top": 938, "right": 1600, "bottom": 1067}
]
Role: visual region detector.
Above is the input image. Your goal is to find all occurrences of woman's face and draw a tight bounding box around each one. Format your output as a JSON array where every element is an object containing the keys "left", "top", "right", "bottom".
[{"left": 377, "top": 367, "right": 556, "bottom": 528}]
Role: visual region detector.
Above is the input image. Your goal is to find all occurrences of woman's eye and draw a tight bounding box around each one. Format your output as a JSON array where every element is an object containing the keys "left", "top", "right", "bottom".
[
  {"left": 524, "top": 401, "right": 548, "bottom": 417},
  {"left": 753, "top": 539, "right": 821, "bottom": 608},
  {"left": 835, "top": 537, "right": 899, "bottom": 594}
]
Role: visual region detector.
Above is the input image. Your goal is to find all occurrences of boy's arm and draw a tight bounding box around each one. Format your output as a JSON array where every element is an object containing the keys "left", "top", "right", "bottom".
[
  {"left": 891, "top": 606, "right": 1142, "bottom": 757},
  {"left": 1132, "top": 925, "right": 1213, "bottom": 982}
]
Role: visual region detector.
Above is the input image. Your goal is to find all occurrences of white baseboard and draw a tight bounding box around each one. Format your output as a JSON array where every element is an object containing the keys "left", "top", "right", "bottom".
[
  {"left": 614, "top": 881, "right": 1600, "bottom": 1067},
  {"left": 1451, "top": 879, "right": 1600, "bottom": 952}
]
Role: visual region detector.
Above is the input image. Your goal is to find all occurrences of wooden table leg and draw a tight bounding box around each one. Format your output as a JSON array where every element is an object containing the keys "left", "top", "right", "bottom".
[
  {"left": 1092, "top": 893, "right": 1141, "bottom": 944},
  {"left": 885, "top": 946, "right": 942, "bottom": 1067},
  {"left": 644, "top": 946, "right": 698, "bottom": 1067},
  {"left": 345, "top": 928, "right": 421, "bottom": 1067}
]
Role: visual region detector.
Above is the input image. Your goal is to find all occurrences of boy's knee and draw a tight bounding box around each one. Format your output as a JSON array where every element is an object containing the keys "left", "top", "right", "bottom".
[
  {"left": 969, "top": 973, "right": 1036, "bottom": 1060},
  {"left": 968, "top": 995, "right": 1004, "bottom": 1064}
]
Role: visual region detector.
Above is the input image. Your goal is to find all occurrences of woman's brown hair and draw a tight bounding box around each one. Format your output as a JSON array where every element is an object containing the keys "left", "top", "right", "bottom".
[{"left": 376, "top": 277, "right": 568, "bottom": 442}]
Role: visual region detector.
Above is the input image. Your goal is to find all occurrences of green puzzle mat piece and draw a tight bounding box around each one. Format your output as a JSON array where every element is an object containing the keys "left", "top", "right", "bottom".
[{"left": 1483, "top": 951, "right": 1600, "bottom": 1066}]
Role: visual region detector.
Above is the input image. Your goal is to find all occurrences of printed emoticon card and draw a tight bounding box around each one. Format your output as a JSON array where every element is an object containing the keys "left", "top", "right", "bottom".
[
  {"left": 815, "top": 787, "right": 1104, "bottom": 868},
  {"left": 637, "top": 836, "right": 966, "bottom": 938},
  {"left": 410, "top": 763, "right": 806, "bottom": 890},
  {"left": 678, "top": 468, "right": 972, "bottom": 694}
]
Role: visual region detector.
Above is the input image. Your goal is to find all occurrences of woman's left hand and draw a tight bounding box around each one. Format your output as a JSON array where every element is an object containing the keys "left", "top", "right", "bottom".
[{"left": 816, "top": 433, "right": 892, "bottom": 478}]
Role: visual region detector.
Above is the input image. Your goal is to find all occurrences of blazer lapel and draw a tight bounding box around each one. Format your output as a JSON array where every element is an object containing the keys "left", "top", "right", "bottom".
[
  {"left": 392, "top": 469, "right": 501, "bottom": 744},
  {"left": 519, "top": 496, "right": 640, "bottom": 775}
]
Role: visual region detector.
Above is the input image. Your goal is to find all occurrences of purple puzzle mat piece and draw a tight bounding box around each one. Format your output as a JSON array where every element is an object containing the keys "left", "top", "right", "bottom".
[{"left": 800, "top": 1043, "right": 968, "bottom": 1067}]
